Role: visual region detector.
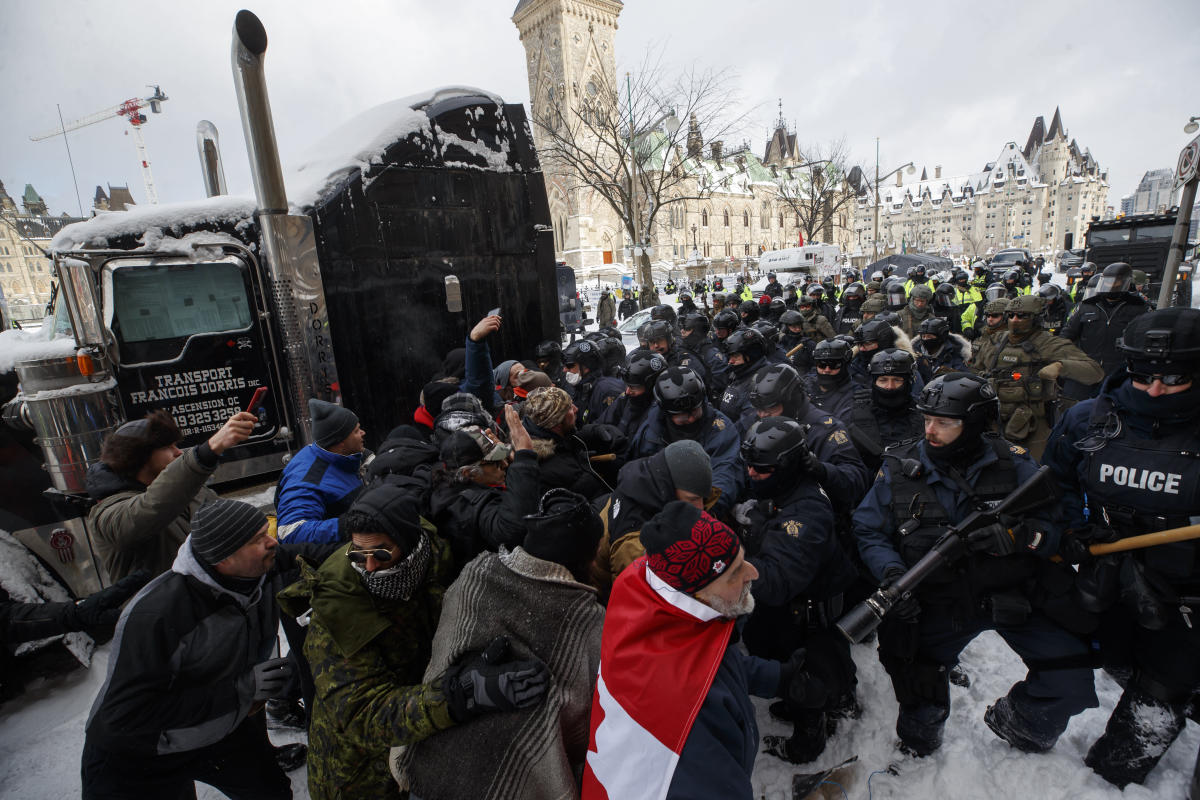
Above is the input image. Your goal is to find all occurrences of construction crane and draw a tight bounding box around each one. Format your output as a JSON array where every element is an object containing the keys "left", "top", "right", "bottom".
[{"left": 30, "top": 86, "right": 169, "bottom": 205}]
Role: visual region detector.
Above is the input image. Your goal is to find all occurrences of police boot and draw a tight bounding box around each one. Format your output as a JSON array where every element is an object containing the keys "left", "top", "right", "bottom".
[
  {"left": 895, "top": 702, "right": 949, "bottom": 757},
  {"left": 1076, "top": 555, "right": 1121, "bottom": 612},
  {"left": 1085, "top": 684, "right": 1186, "bottom": 789},
  {"left": 763, "top": 708, "right": 829, "bottom": 764},
  {"left": 984, "top": 695, "right": 1056, "bottom": 754}
]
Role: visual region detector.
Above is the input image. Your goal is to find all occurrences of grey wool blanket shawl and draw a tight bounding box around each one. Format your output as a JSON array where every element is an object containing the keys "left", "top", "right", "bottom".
[{"left": 398, "top": 546, "right": 604, "bottom": 800}]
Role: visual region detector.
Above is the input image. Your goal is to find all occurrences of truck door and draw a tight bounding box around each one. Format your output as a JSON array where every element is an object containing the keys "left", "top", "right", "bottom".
[{"left": 100, "top": 253, "right": 289, "bottom": 482}]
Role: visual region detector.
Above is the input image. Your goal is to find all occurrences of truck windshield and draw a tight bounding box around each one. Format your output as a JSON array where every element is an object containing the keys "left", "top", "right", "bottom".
[
  {"left": 112, "top": 262, "right": 251, "bottom": 347},
  {"left": 1133, "top": 224, "right": 1175, "bottom": 241},
  {"left": 1088, "top": 227, "right": 1131, "bottom": 245}
]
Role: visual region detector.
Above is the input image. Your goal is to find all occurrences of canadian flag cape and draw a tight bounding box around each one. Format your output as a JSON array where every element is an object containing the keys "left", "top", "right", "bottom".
[{"left": 582, "top": 558, "right": 733, "bottom": 800}]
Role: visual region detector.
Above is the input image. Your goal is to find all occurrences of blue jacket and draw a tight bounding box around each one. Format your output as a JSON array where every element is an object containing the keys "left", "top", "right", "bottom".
[
  {"left": 275, "top": 443, "right": 364, "bottom": 543},
  {"left": 668, "top": 640, "right": 779, "bottom": 800},
  {"left": 853, "top": 437, "right": 1060, "bottom": 582},
  {"left": 794, "top": 402, "right": 870, "bottom": 510},
  {"left": 629, "top": 404, "right": 744, "bottom": 514},
  {"left": 462, "top": 336, "right": 504, "bottom": 412}
]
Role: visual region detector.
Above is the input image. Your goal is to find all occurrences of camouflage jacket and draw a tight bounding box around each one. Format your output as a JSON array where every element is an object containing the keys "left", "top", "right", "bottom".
[{"left": 277, "top": 531, "right": 455, "bottom": 800}]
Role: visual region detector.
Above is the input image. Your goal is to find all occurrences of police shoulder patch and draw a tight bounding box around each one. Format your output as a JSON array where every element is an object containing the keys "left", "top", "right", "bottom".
[
  {"left": 822, "top": 417, "right": 834, "bottom": 425},
  {"left": 604, "top": 395, "right": 615, "bottom": 406},
  {"left": 712, "top": 417, "right": 726, "bottom": 431},
  {"left": 1009, "top": 444, "right": 1027, "bottom": 455},
  {"left": 783, "top": 520, "right": 803, "bottom": 536},
  {"left": 829, "top": 430, "right": 849, "bottom": 445}
]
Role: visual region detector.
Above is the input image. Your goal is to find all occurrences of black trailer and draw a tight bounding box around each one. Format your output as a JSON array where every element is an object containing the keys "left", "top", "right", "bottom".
[{"left": 1085, "top": 211, "right": 1193, "bottom": 307}]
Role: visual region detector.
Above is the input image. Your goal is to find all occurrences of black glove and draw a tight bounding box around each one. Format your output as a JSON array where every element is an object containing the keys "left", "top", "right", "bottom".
[
  {"left": 965, "top": 520, "right": 1039, "bottom": 556},
  {"left": 795, "top": 443, "right": 826, "bottom": 483},
  {"left": 1057, "top": 531, "right": 1094, "bottom": 565},
  {"left": 882, "top": 566, "right": 920, "bottom": 623},
  {"left": 238, "top": 656, "right": 294, "bottom": 702},
  {"left": 776, "top": 648, "right": 806, "bottom": 697},
  {"left": 67, "top": 570, "right": 152, "bottom": 633},
  {"left": 961, "top": 326, "right": 978, "bottom": 341},
  {"left": 577, "top": 423, "right": 627, "bottom": 456},
  {"left": 442, "top": 636, "right": 550, "bottom": 723}
]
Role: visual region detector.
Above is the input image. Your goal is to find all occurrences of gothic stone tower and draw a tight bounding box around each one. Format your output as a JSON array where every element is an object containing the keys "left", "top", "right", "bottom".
[{"left": 513, "top": 0, "right": 622, "bottom": 270}]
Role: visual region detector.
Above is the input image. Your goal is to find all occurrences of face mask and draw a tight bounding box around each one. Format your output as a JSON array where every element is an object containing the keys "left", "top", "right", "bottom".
[
  {"left": 564, "top": 370, "right": 581, "bottom": 386},
  {"left": 817, "top": 373, "right": 847, "bottom": 391},
  {"left": 351, "top": 533, "right": 431, "bottom": 601},
  {"left": 872, "top": 383, "right": 911, "bottom": 409}
]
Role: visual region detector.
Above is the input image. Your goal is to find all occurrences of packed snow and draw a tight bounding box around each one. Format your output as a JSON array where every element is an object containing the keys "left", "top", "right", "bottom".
[
  {"left": 0, "top": 320, "right": 77, "bottom": 375},
  {"left": 2, "top": 623, "right": 1198, "bottom": 799}
]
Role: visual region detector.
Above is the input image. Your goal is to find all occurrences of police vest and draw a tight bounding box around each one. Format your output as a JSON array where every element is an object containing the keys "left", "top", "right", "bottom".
[
  {"left": 1078, "top": 396, "right": 1200, "bottom": 584},
  {"left": 835, "top": 310, "right": 862, "bottom": 335},
  {"left": 887, "top": 436, "right": 1027, "bottom": 599},
  {"left": 987, "top": 332, "right": 1055, "bottom": 411},
  {"left": 850, "top": 393, "right": 923, "bottom": 454}
]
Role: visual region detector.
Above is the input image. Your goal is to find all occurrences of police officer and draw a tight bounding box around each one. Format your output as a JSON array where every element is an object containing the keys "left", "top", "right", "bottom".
[
  {"left": 710, "top": 307, "right": 741, "bottom": 354},
  {"left": 747, "top": 363, "right": 870, "bottom": 513},
  {"left": 1059, "top": 262, "right": 1150, "bottom": 405},
  {"left": 968, "top": 297, "right": 1011, "bottom": 367},
  {"left": 679, "top": 312, "right": 729, "bottom": 403},
  {"left": 931, "top": 282, "right": 965, "bottom": 334},
  {"left": 976, "top": 294, "right": 1103, "bottom": 460},
  {"left": 719, "top": 327, "right": 773, "bottom": 435},
  {"left": 844, "top": 348, "right": 925, "bottom": 472},
  {"left": 1043, "top": 307, "right": 1200, "bottom": 789},
  {"left": 914, "top": 317, "right": 970, "bottom": 377},
  {"left": 639, "top": 318, "right": 710, "bottom": 389},
  {"left": 853, "top": 373, "right": 1097, "bottom": 757},
  {"left": 627, "top": 366, "right": 743, "bottom": 516},
  {"left": 534, "top": 339, "right": 570, "bottom": 391},
  {"left": 898, "top": 284, "right": 934, "bottom": 338},
  {"left": 805, "top": 339, "right": 858, "bottom": 422},
  {"left": 851, "top": 318, "right": 924, "bottom": 401},
  {"left": 560, "top": 340, "right": 624, "bottom": 425},
  {"left": 738, "top": 299, "right": 761, "bottom": 327},
  {"left": 903, "top": 264, "right": 930, "bottom": 294},
  {"left": 737, "top": 417, "right": 858, "bottom": 764},
  {"left": 1037, "top": 283, "right": 1072, "bottom": 337},
  {"left": 764, "top": 271, "right": 784, "bottom": 298},
  {"left": 834, "top": 283, "right": 866, "bottom": 335},
  {"left": 1070, "top": 262, "right": 1097, "bottom": 302},
  {"left": 795, "top": 292, "right": 836, "bottom": 343},
  {"left": 597, "top": 349, "right": 668, "bottom": 446}
]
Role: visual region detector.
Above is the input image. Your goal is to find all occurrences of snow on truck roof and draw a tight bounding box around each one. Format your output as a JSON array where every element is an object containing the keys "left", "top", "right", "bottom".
[{"left": 51, "top": 86, "right": 509, "bottom": 252}]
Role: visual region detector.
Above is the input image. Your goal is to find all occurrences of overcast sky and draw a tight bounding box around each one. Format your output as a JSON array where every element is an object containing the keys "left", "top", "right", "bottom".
[{"left": 3, "top": 0, "right": 1197, "bottom": 219}]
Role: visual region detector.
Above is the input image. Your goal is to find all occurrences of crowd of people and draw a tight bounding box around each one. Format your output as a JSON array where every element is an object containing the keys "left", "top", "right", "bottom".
[{"left": 51, "top": 256, "right": 1200, "bottom": 799}]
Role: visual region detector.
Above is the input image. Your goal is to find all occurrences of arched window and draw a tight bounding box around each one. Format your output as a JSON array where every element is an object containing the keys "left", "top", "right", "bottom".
[
  {"left": 701, "top": 209, "right": 709, "bottom": 227},
  {"left": 723, "top": 209, "right": 730, "bottom": 227},
  {"left": 743, "top": 210, "right": 750, "bottom": 227},
  {"left": 760, "top": 204, "right": 771, "bottom": 229}
]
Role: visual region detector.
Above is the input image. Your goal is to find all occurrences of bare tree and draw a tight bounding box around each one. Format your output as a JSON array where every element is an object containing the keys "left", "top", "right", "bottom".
[
  {"left": 771, "top": 139, "right": 865, "bottom": 247},
  {"left": 960, "top": 215, "right": 987, "bottom": 261},
  {"left": 530, "top": 50, "right": 751, "bottom": 295}
]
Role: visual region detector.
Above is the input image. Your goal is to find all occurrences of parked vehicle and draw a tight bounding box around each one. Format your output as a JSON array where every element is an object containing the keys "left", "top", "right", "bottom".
[{"left": 1084, "top": 211, "right": 1192, "bottom": 306}]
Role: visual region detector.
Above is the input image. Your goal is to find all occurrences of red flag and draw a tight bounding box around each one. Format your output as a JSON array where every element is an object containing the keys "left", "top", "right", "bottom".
[{"left": 582, "top": 559, "right": 732, "bottom": 799}]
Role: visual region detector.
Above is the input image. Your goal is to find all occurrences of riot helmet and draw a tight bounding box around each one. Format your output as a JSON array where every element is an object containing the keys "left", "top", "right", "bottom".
[
  {"left": 908, "top": 283, "right": 933, "bottom": 309},
  {"left": 650, "top": 304, "right": 678, "bottom": 329},
  {"left": 639, "top": 319, "right": 674, "bottom": 351},
  {"left": 984, "top": 282, "right": 1007, "bottom": 303},
  {"left": 813, "top": 338, "right": 853, "bottom": 370},
  {"left": 738, "top": 300, "right": 761, "bottom": 324},
  {"left": 885, "top": 280, "right": 907, "bottom": 309},
  {"left": 806, "top": 284, "right": 825, "bottom": 301},
  {"left": 917, "top": 316, "right": 951, "bottom": 350},
  {"left": 1117, "top": 307, "right": 1200, "bottom": 383},
  {"left": 933, "top": 282, "right": 958, "bottom": 310},
  {"left": 1037, "top": 283, "right": 1064, "bottom": 307},
  {"left": 916, "top": 372, "right": 999, "bottom": 426},
  {"left": 652, "top": 366, "right": 707, "bottom": 414},
  {"left": 911, "top": 264, "right": 928, "bottom": 281},
  {"left": 869, "top": 347, "right": 916, "bottom": 377},
  {"left": 779, "top": 309, "right": 804, "bottom": 329},
  {"left": 751, "top": 319, "right": 781, "bottom": 345},
  {"left": 869, "top": 347, "right": 915, "bottom": 409},
  {"left": 1080, "top": 262, "right": 1097, "bottom": 279},
  {"left": 1094, "top": 262, "right": 1133, "bottom": 298},
  {"left": 857, "top": 318, "right": 897, "bottom": 351},
  {"left": 871, "top": 270, "right": 886, "bottom": 283},
  {"left": 725, "top": 327, "right": 768, "bottom": 368},
  {"left": 841, "top": 283, "right": 865, "bottom": 304},
  {"left": 597, "top": 337, "right": 626, "bottom": 377},
  {"left": 680, "top": 312, "right": 710, "bottom": 337},
  {"left": 749, "top": 363, "right": 806, "bottom": 413},
  {"left": 562, "top": 340, "right": 603, "bottom": 374},
  {"left": 625, "top": 350, "right": 670, "bottom": 389},
  {"left": 713, "top": 308, "right": 740, "bottom": 334},
  {"left": 741, "top": 417, "right": 807, "bottom": 473},
  {"left": 1001, "top": 269, "right": 1021, "bottom": 290},
  {"left": 767, "top": 271, "right": 777, "bottom": 281},
  {"left": 1082, "top": 274, "right": 1102, "bottom": 301},
  {"left": 535, "top": 339, "right": 562, "bottom": 372}
]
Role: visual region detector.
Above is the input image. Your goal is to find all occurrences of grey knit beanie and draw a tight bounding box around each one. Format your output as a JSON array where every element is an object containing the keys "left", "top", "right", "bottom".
[
  {"left": 309, "top": 398, "right": 359, "bottom": 449},
  {"left": 190, "top": 499, "right": 268, "bottom": 565},
  {"left": 662, "top": 440, "right": 712, "bottom": 498}
]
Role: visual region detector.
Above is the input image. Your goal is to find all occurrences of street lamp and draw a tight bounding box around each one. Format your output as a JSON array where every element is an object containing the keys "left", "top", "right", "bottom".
[
  {"left": 1186, "top": 116, "right": 1199, "bottom": 134},
  {"left": 872, "top": 137, "right": 915, "bottom": 260}
]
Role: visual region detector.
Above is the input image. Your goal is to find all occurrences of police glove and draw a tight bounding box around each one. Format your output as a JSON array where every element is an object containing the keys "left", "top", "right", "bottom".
[
  {"left": 965, "top": 520, "right": 1041, "bottom": 556},
  {"left": 66, "top": 570, "right": 151, "bottom": 634},
  {"left": 1036, "top": 361, "right": 1063, "bottom": 380},
  {"left": 442, "top": 635, "right": 550, "bottom": 723},
  {"left": 238, "top": 657, "right": 294, "bottom": 702},
  {"left": 795, "top": 442, "right": 827, "bottom": 482},
  {"left": 777, "top": 649, "right": 829, "bottom": 710},
  {"left": 1056, "top": 531, "right": 1095, "bottom": 565},
  {"left": 882, "top": 566, "right": 920, "bottom": 623}
]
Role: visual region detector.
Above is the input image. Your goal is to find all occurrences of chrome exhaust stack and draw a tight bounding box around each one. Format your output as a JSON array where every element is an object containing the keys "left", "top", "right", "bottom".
[
  {"left": 230, "top": 9, "right": 340, "bottom": 446},
  {"left": 196, "top": 121, "right": 227, "bottom": 197}
]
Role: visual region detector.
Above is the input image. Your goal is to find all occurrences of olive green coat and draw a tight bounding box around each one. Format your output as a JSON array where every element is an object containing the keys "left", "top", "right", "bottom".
[{"left": 277, "top": 531, "right": 455, "bottom": 800}]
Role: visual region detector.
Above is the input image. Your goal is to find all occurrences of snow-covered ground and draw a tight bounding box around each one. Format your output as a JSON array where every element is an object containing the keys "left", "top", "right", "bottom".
[{"left": 1, "top": 630, "right": 1197, "bottom": 799}]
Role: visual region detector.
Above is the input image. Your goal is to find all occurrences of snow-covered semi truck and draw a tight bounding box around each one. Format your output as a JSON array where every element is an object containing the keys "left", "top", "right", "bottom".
[{"left": 1, "top": 10, "right": 557, "bottom": 597}]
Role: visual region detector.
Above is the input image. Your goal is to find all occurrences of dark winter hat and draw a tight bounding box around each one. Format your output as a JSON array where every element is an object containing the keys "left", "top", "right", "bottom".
[
  {"left": 494, "top": 359, "right": 522, "bottom": 388},
  {"left": 100, "top": 409, "right": 182, "bottom": 479},
  {"left": 512, "top": 369, "right": 553, "bottom": 399},
  {"left": 421, "top": 381, "right": 459, "bottom": 417},
  {"left": 441, "top": 426, "right": 513, "bottom": 469},
  {"left": 524, "top": 386, "right": 573, "bottom": 429},
  {"left": 662, "top": 440, "right": 712, "bottom": 498},
  {"left": 439, "top": 348, "right": 467, "bottom": 380},
  {"left": 344, "top": 483, "right": 424, "bottom": 551},
  {"left": 641, "top": 501, "right": 740, "bottom": 594},
  {"left": 190, "top": 499, "right": 268, "bottom": 565},
  {"left": 522, "top": 489, "right": 603, "bottom": 571},
  {"left": 309, "top": 398, "right": 359, "bottom": 450}
]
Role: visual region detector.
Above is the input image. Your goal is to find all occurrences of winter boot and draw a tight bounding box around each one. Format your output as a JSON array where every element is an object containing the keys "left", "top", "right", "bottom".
[
  {"left": 895, "top": 702, "right": 948, "bottom": 757},
  {"left": 274, "top": 743, "right": 308, "bottom": 772},
  {"left": 266, "top": 698, "right": 307, "bottom": 730},
  {"left": 984, "top": 695, "right": 1056, "bottom": 754},
  {"left": 1085, "top": 686, "right": 1187, "bottom": 789},
  {"left": 768, "top": 700, "right": 796, "bottom": 723},
  {"left": 949, "top": 665, "right": 971, "bottom": 688},
  {"left": 763, "top": 709, "right": 828, "bottom": 764}
]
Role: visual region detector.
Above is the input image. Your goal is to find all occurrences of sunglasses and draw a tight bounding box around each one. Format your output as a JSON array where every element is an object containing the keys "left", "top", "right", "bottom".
[
  {"left": 347, "top": 547, "right": 398, "bottom": 565},
  {"left": 748, "top": 463, "right": 777, "bottom": 474},
  {"left": 1006, "top": 312, "right": 1033, "bottom": 320},
  {"left": 1128, "top": 371, "right": 1191, "bottom": 387},
  {"left": 815, "top": 361, "right": 843, "bottom": 370}
]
